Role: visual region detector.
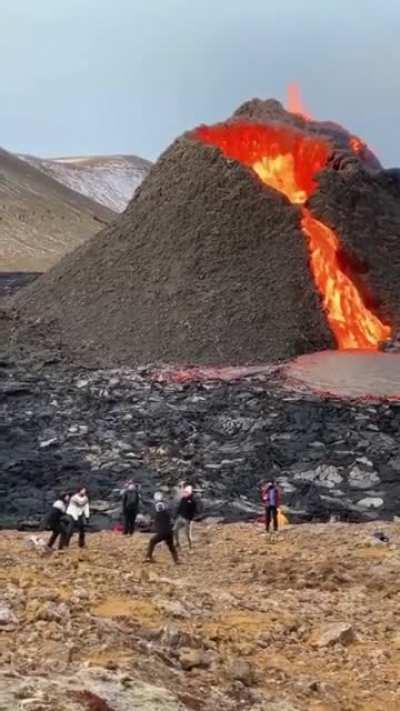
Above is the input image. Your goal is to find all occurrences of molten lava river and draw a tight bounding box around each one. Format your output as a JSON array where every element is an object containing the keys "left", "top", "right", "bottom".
[{"left": 195, "top": 123, "right": 391, "bottom": 350}]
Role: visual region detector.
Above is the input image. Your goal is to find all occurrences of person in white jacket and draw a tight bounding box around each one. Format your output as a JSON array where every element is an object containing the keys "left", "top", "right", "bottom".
[{"left": 66, "top": 487, "right": 90, "bottom": 548}]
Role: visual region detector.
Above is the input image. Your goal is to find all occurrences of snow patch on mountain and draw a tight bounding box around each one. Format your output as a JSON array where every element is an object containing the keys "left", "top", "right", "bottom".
[{"left": 20, "top": 154, "right": 152, "bottom": 212}]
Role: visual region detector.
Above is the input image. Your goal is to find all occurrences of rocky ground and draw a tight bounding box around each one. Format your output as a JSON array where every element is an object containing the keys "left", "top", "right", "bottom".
[
  {"left": 1, "top": 521, "right": 400, "bottom": 710},
  {"left": 1, "top": 350, "right": 400, "bottom": 529}
]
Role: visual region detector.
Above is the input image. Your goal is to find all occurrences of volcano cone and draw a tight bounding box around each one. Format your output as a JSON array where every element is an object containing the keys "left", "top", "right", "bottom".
[{"left": 9, "top": 99, "right": 400, "bottom": 366}]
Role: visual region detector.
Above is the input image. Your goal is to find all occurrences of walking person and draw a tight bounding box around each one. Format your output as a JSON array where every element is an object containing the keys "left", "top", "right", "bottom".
[
  {"left": 261, "top": 480, "right": 281, "bottom": 533},
  {"left": 122, "top": 481, "right": 140, "bottom": 535},
  {"left": 66, "top": 487, "right": 90, "bottom": 548},
  {"left": 173, "top": 484, "right": 197, "bottom": 550},
  {"left": 46, "top": 493, "right": 70, "bottom": 550},
  {"left": 144, "top": 492, "right": 179, "bottom": 564}
]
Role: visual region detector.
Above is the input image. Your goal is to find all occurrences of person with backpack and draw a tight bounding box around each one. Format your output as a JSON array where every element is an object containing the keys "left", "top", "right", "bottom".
[
  {"left": 173, "top": 484, "right": 197, "bottom": 549},
  {"left": 144, "top": 492, "right": 179, "bottom": 564},
  {"left": 46, "top": 493, "right": 70, "bottom": 550},
  {"left": 66, "top": 487, "right": 90, "bottom": 548},
  {"left": 122, "top": 481, "right": 140, "bottom": 535},
  {"left": 261, "top": 480, "right": 281, "bottom": 533}
]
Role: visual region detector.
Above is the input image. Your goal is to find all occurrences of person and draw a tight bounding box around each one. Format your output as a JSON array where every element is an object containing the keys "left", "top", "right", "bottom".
[
  {"left": 261, "top": 480, "right": 281, "bottom": 533},
  {"left": 173, "top": 484, "right": 197, "bottom": 549},
  {"left": 122, "top": 481, "right": 140, "bottom": 535},
  {"left": 46, "top": 493, "right": 70, "bottom": 550},
  {"left": 144, "top": 492, "right": 179, "bottom": 564},
  {"left": 66, "top": 487, "right": 90, "bottom": 548}
]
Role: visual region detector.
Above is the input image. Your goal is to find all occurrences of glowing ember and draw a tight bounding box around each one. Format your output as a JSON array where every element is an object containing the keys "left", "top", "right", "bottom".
[
  {"left": 349, "top": 135, "right": 366, "bottom": 154},
  {"left": 287, "top": 82, "right": 312, "bottom": 121},
  {"left": 195, "top": 122, "right": 391, "bottom": 350}
]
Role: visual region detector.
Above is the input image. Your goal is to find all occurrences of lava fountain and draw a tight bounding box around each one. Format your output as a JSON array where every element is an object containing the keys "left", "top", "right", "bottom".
[{"left": 194, "top": 121, "right": 391, "bottom": 350}]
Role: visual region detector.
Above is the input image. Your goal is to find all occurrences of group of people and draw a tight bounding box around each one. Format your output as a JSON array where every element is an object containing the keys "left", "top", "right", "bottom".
[
  {"left": 45, "top": 480, "right": 198, "bottom": 564},
  {"left": 45, "top": 478, "right": 281, "bottom": 562},
  {"left": 46, "top": 487, "right": 90, "bottom": 550}
]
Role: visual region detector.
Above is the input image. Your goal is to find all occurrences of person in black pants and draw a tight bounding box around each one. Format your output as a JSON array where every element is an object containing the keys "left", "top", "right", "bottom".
[
  {"left": 66, "top": 488, "right": 90, "bottom": 548},
  {"left": 122, "top": 481, "right": 140, "bottom": 535},
  {"left": 173, "top": 484, "right": 198, "bottom": 549},
  {"left": 261, "top": 480, "right": 280, "bottom": 532},
  {"left": 46, "top": 494, "right": 70, "bottom": 550},
  {"left": 144, "top": 492, "right": 179, "bottom": 564}
]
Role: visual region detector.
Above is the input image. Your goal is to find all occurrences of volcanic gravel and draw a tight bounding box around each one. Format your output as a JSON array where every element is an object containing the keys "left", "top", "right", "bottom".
[{"left": 9, "top": 137, "right": 333, "bottom": 367}]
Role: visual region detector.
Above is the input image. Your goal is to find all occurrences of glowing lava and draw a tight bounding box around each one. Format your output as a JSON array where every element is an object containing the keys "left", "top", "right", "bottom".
[
  {"left": 287, "top": 82, "right": 312, "bottom": 121},
  {"left": 286, "top": 83, "right": 370, "bottom": 163},
  {"left": 195, "top": 122, "right": 391, "bottom": 350}
]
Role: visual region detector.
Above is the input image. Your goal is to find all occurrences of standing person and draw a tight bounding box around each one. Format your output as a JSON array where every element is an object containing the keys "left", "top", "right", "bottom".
[
  {"left": 66, "top": 487, "right": 90, "bottom": 548},
  {"left": 122, "top": 481, "right": 140, "bottom": 535},
  {"left": 46, "top": 493, "right": 70, "bottom": 550},
  {"left": 261, "top": 480, "right": 281, "bottom": 533},
  {"left": 144, "top": 492, "right": 179, "bottom": 564},
  {"left": 173, "top": 484, "right": 197, "bottom": 549}
]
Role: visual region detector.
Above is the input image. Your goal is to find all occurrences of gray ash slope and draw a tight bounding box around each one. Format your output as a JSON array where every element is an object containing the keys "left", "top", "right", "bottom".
[
  {"left": 10, "top": 138, "right": 333, "bottom": 366},
  {"left": 1, "top": 356, "right": 399, "bottom": 529}
]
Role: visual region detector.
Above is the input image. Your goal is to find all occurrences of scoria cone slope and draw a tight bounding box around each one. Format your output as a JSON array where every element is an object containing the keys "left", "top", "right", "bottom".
[
  {"left": 9, "top": 96, "right": 400, "bottom": 363},
  {"left": 11, "top": 137, "right": 333, "bottom": 366}
]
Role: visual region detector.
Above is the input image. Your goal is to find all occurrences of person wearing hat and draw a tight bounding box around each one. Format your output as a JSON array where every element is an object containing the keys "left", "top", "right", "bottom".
[
  {"left": 122, "top": 481, "right": 140, "bottom": 535},
  {"left": 173, "top": 484, "right": 198, "bottom": 550},
  {"left": 144, "top": 492, "right": 179, "bottom": 564}
]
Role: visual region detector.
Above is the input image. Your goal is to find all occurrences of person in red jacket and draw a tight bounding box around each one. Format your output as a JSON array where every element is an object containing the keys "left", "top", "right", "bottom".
[{"left": 261, "top": 480, "right": 281, "bottom": 532}]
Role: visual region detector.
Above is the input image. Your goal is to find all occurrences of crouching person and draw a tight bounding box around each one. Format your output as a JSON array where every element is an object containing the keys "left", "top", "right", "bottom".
[
  {"left": 66, "top": 487, "right": 90, "bottom": 548},
  {"left": 46, "top": 493, "right": 70, "bottom": 550},
  {"left": 174, "top": 484, "right": 197, "bottom": 550},
  {"left": 144, "top": 492, "right": 179, "bottom": 565}
]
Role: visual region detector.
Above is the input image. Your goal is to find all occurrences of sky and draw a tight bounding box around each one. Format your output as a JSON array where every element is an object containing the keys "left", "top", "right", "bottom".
[{"left": 1, "top": 0, "right": 400, "bottom": 165}]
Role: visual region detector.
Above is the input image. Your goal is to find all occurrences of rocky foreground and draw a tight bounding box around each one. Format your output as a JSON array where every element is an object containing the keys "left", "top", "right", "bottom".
[{"left": 1, "top": 521, "right": 400, "bottom": 710}]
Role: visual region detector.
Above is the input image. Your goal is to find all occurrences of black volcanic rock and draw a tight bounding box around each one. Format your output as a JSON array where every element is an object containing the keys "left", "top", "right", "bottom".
[{"left": 0, "top": 359, "right": 399, "bottom": 530}]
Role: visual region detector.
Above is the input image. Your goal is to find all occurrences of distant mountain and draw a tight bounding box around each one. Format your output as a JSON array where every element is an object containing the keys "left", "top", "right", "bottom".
[
  {"left": 0, "top": 147, "right": 114, "bottom": 272},
  {"left": 20, "top": 154, "right": 152, "bottom": 212}
]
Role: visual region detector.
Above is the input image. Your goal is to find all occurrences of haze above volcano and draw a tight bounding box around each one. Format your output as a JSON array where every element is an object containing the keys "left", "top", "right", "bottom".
[{"left": 1, "top": 1, "right": 400, "bottom": 165}]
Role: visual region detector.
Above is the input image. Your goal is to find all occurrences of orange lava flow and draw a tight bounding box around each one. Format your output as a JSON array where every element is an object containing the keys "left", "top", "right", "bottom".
[
  {"left": 349, "top": 135, "right": 366, "bottom": 155},
  {"left": 286, "top": 83, "right": 371, "bottom": 163},
  {"left": 195, "top": 122, "right": 391, "bottom": 349}
]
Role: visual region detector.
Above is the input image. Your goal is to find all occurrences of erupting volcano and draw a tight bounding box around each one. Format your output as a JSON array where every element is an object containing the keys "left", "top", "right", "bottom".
[
  {"left": 194, "top": 122, "right": 390, "bottom": 349},
  {"left": 8, "top": 93, "right": 400, "bottom": 367}
]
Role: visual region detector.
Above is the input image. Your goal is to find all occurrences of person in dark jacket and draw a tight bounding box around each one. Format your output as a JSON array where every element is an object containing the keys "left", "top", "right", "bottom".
[
  {"left": 261, "top": 480, "right": 281, "bottom": 532},
  {"left": 173, "top": 485, "right": 197, "bottom": 549},
  {"left": 46, "top": 493, "right": 70, "bottom": 550},
  {"left": 144, "top": 492, "right": 179, "bottom": 564},
  {"left": 122, "top": 481, "right": 140, "bottom": 535}
]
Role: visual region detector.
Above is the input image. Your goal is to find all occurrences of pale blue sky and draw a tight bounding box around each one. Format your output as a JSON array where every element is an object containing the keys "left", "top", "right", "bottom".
[{"left": 1, "top": 0, "right": 400, "bottom": 165}]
